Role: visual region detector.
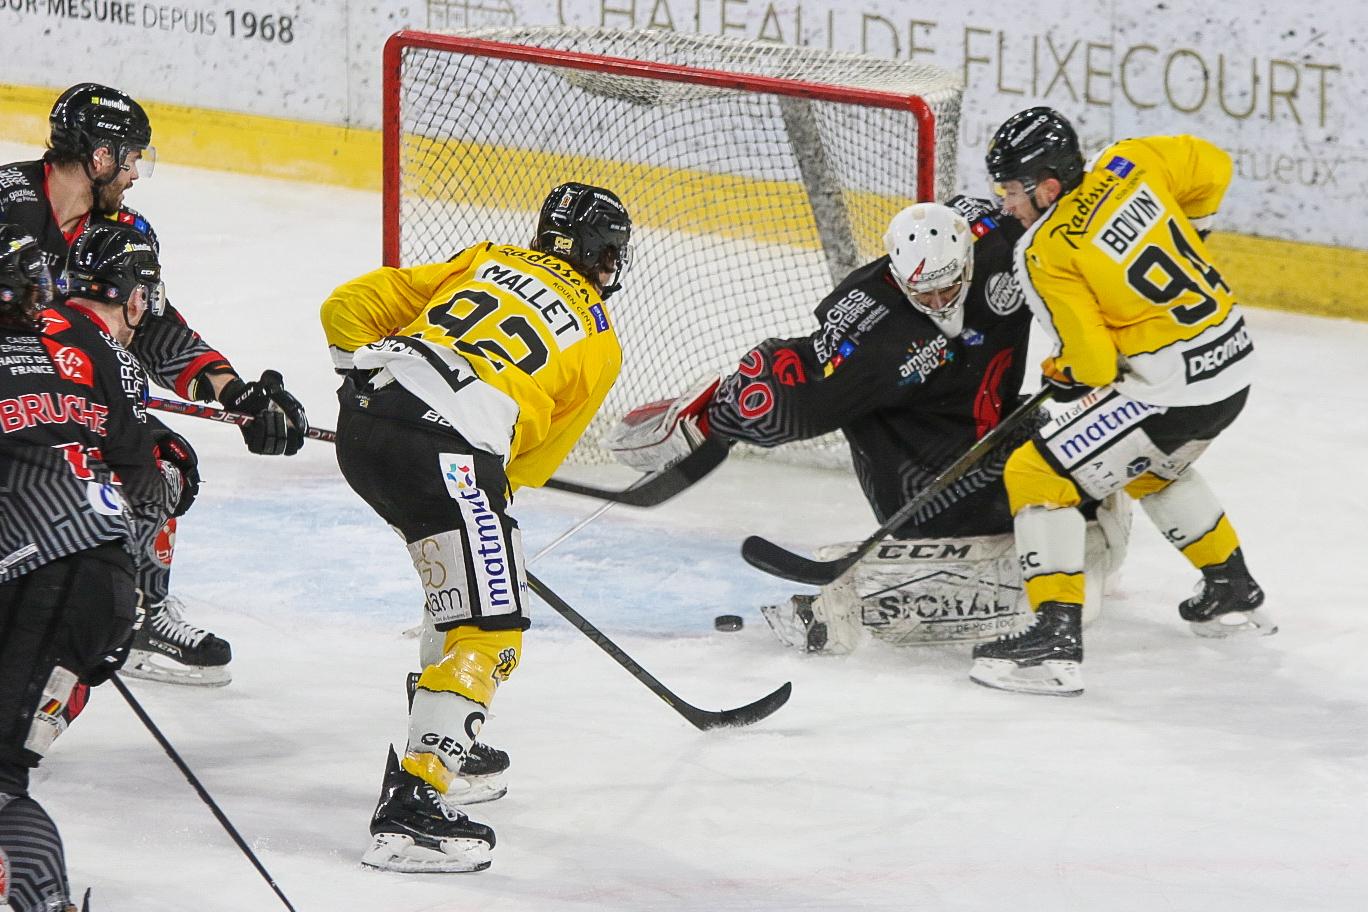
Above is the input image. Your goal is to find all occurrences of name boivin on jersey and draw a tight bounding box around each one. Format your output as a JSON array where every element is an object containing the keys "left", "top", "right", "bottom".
[{"left": 1015, "top": 135, "right": 1254, "bottom": 407}]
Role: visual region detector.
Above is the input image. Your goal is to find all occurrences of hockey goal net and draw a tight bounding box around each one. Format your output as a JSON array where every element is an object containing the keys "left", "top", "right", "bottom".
[{"left": 382, "top": 27, "right": 964, "bottom": 467}]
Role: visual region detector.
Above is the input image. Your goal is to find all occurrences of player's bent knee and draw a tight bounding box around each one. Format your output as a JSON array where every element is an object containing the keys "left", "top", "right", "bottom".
[
  {"left": 1124, "top": 472, "right": 1174, "bottom": 499},
  {"left": 1005, "top": 442, "right": 1083, "bottom": 514},
  {"left": 419, "top": 627, "right": 523, "bottom": 708}
]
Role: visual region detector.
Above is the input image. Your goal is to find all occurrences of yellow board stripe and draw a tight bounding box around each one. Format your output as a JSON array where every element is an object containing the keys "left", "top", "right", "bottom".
[
  {"left": 4, "top": 81, "right": 1366, "bottom": 320},
  {"left": 0, "top": 82, "right": 383, "bottom": 191}
]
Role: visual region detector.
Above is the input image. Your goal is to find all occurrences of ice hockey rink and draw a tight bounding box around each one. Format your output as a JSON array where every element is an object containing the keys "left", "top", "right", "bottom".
[{"left": 8, "top": 141, "right": 1367, "bottom": 911}]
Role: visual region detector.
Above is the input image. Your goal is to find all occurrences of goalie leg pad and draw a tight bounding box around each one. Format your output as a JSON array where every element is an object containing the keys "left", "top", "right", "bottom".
[
  {"left": 759, "top": 588, "right": 861, "bottom": 655},
  {"left": 819, "top": 533, "right": 1030, "bottom": 646}
]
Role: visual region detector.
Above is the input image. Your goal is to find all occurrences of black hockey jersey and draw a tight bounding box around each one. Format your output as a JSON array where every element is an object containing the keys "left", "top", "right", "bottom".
[
  {"left": 0, "top": 303, "right": 177, "bottom": 583},
  {"left": 0, "top": 160, "right": 233, "bottom": 400},
  {"left": 706, "top": 197, "right": 1035, "bottom": 537}
]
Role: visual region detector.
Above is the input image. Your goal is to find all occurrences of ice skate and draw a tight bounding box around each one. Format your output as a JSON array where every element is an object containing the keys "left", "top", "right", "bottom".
[
  {"left": 361, "top": 747, "right": 495, "bottom": 873},
  {"left": 123, "top": 595, "right": 232, "bottom": 686},
  {"left": 1180, "top": 550, "right": 1276, "bottom": 638},
  {"left": 969, "top": 602, "right": 1083, "bottom": 697},
  {"left": 444, "top": 740, "right": 510, "bottom": 805}
]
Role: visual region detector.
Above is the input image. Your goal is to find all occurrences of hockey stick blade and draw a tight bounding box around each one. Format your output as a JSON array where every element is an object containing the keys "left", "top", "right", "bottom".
[
  {"left": 683, "top": 680, "right": 792, "bottom": 730},
  {"left": 527, "top": 572, "right": 791, "bottom": 730},
  {"left": 741, "top": 387, "right": 1054, "bottom": 586},
  {"left": 542, "top": 436, "right": 730, "bottom": 507}
]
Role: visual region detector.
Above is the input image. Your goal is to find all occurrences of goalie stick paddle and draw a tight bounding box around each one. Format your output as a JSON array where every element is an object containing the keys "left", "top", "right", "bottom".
[
  {"left": 148, "top": 397, "right": 723, "bottom": 507},
  {"left": 741, "top": 386, "right": 1055, "bottom": 586},
  {"left": 541, "top": 437, "right": 730, "bottom": 506},
  {"left": 526, "top": 572, "right": 792, "bottom": 730}
]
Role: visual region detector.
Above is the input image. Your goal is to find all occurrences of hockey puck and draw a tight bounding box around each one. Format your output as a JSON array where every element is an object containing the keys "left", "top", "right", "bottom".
[{"left": 714, "top": 614, "right": 744, "bottom": 632}]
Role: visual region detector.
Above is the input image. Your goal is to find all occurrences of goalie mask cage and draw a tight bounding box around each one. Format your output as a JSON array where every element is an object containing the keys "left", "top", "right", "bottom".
[{"left": 382, "top": 27, "right": 964, "bottom": 467}]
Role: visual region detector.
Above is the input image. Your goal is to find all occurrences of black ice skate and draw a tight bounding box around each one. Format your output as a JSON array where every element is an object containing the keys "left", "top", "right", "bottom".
[
  {"left": 1179, "top": 549, "right": 1276, "bottom": 638},
  {"left": 444, "top": 740, "right": 510, "bottom": 806},
  {"left": 361, "top": 746, "right": 496, "bottom": 873},
  {"left": 404, "top": 672, "right": 509, "bottom": 804},
  {"left": 123, "top": 596, "right": 232, "bottom": 686},
  {"left": 969, "top": 601, "right": 1083, "bottom": 697}
]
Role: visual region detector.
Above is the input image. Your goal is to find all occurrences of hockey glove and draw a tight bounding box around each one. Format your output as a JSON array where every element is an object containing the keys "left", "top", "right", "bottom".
[
  {"left": 219, "top": 369, "right": 309, "bottom": 456},
  {"left": 1040, "top": 363, "right": 1093, "bottom": 403},
  {"left": 153, "top": 427, "right": 200, "bottom": 517},
  {"left": 603, "top": 375, "right": 722, "bottom": 474}
]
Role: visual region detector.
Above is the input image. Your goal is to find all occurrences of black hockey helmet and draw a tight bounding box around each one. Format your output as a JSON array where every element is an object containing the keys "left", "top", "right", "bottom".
[
  {"left": 48, "top": 83, "right": 154, "bottom": 173},
  {"left": 534, "top": 183, "right": 633, "bottom": 295},
  {"left": 985, "top": 107, "right": 1084, "bottom": 194},
  {"left": 65, "top": 220, "right": 164, "bottom": 315},
  {"left": 0, "top": 224, "right": 53, "bottom": 328}
]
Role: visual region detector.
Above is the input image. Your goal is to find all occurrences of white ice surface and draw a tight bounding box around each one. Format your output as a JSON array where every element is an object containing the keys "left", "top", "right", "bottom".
[{"left": 6, "top": 143, "right": 1368, "bottom": 912}]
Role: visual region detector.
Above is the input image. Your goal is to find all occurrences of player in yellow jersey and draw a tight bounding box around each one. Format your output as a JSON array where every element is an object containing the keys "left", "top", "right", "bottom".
[
  {"left": 968, "top": 108, "right": 1274, "bottom": 697},
  {"left": 321, "top": 183, "right": 630, "bottom": 871}
]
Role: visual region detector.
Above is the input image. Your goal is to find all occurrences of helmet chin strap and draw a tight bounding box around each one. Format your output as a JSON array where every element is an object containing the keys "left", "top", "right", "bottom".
[{"left": 83, "top": 146, "right": 123, "bottom": 216}]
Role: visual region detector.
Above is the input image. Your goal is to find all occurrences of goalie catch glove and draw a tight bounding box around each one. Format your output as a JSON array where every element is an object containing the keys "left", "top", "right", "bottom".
[
  {"left": 219, "top": 369, "right": 309, "bottom": 456},
  {"left": 603, "top": 375, "right": 722, "bottom": 474}
]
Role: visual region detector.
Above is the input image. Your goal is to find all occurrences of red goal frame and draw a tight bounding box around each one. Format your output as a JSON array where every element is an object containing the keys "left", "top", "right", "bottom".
[{"left": 380, "top": 29, "right": 940, "bottom": 268}]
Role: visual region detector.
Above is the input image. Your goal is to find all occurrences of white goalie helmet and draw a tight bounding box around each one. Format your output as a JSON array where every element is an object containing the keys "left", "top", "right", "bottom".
[{"left": 883, "top": 202, "right": 974, "bottom": 336}]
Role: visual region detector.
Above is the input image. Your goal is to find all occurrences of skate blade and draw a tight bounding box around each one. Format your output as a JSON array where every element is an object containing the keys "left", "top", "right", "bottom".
[
  {"left": 361, "top": 832, "right": 491, "bottom": 873},
  {"left": 969, "top": 658, "right": 1083, "bottom": 697},
  {"left": 1189, "top": 608, "right": 1278, "bottom": 639},
  {"left": 442, "top": 776, "right": 507, "bottom": 806},
  {"left": 123, "top": 650, "right": 231, "bottom": 687}
]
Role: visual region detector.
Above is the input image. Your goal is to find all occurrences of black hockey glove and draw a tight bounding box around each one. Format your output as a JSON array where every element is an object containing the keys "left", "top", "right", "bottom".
[
  {"left": 1041, "top": 373, "right": 1093, "bottom": 403},
  {"left": 219, "top": 370, "right": 309, "bottom": 456},
  {"left": 153, "top": 427, "right": 200, "bottom": 517}
]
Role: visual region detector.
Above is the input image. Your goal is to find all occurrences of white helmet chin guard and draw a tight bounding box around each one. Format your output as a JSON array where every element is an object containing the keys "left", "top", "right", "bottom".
[{"left": 883, "top": 203, "right": 974, "bottom": 336}]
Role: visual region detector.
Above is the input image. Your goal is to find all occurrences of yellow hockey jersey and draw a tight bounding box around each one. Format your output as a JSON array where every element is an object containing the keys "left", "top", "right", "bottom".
[
  {"left": 1016, "top": 136, "right": 1253, "bottom": 407},
  {"left": 321, "top": 243, "right": 622, "bottom": 490}
]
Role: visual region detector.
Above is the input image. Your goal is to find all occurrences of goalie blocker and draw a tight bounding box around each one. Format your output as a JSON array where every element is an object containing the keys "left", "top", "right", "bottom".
[{"left": 761, "top": 494, "right": 1131, "bottom": 653}]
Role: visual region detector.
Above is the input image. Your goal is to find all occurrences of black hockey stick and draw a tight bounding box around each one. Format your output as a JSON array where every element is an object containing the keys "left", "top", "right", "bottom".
[
  {"left": 148, "top": 397, "right": 725, "bottom": 507},
  {"left": 148, "top": 396, "right": 338, "bottom": 443},
  {"left": 526, "top": 572, "right": 791, "bottom": 730},
  {"left": 111, "top": 675, "right": 299, "bottom": 912},
  {"left": 541, "top": 437, "right": 730, "bottom": 506},
  {"left": 741, "top": 386, "right": 1055, "bottom": 586}
]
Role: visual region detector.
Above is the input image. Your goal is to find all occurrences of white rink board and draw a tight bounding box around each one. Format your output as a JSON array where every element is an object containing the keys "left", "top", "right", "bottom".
[{"left": 1, "top": 0, "right": 1362, "bottom": 247}]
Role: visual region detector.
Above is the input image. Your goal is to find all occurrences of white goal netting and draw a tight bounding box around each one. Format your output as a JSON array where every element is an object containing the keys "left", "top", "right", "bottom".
[{"left": 386, "top": 27, "right": 964, "bottom": 467}]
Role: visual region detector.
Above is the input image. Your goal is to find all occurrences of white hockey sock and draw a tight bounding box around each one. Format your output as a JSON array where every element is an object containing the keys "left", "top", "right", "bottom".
[
  {"left": 1138, "top": 469, "right": 1224, "bottom": 549},
  {"left": 1014, "top": 506, "right": 1086, "bottom": 606}
]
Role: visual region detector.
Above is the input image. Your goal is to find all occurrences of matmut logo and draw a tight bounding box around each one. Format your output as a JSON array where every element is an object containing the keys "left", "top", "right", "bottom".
[{"left": 1045, "top": 396, "right": 1162, "bottom": 467}]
